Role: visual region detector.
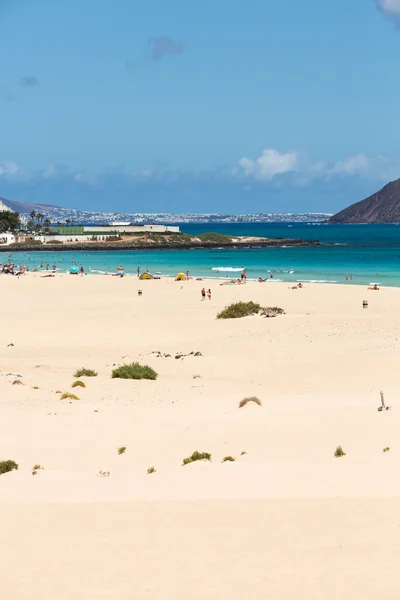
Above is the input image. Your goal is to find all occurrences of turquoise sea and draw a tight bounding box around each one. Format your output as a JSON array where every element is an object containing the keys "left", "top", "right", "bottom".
[{"left": 1, "top": 223, "right": 400, "bottom": 286}]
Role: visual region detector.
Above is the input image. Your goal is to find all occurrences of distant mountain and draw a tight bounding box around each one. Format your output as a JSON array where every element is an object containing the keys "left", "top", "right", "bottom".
[
  {"left": 329, "top": 179, "right": 400, "bottom": 223},
  {"left": 0, "top": 196, "right": 60, "bottom": 214}
]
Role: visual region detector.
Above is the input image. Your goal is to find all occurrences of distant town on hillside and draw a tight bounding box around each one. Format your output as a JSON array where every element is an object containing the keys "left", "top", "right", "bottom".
[{"left": 0, "top": 197, "right": 330, "bottom": 224}]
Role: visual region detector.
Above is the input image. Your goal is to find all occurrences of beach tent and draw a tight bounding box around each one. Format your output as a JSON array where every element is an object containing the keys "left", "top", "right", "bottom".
[
  {"left": 139, "top": 272, "right": 153, "bottom": 280},
  {"left": 69, "top": 265, "right": 79, "bottom": 275},
  {"left": 175, "top": 272, "right": 187, "bottom": 281}
]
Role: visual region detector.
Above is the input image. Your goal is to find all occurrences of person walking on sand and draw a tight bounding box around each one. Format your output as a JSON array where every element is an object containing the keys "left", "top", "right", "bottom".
[
  {"left": 80, "top": 266, "right": 84, "bottom": 277},
  {"left": 137, "top": 267, "right": 140, "bottom": 278},
  {"left": 201, "top": 287, "right": 206, "bottom": 301},
  {"left": 207, "top": 288, "right": 211, "bottom": 300},
  {"left": 186, "top": 270, "right": 189, "bottom": 280}
]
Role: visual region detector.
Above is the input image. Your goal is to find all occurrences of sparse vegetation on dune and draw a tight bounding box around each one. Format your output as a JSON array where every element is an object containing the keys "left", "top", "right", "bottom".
[
  {"left": 32, "top": 464, "right": 44, "bottom": 475},
  {"left": 72, "top": 380, "right": 86, "bottom": 388},
  {"left": 239, "top": 396, "right": 262, "bottom": 408},
  {"left": 12, "top": 379, "right": 23, "bottom": 385},
  {"left": 217, "top": 301, "right": 261, "bottom": 320},
  {"left": 112, "top": 363, "right": 158, "bottom": 380},
  {"left": 182, "top": 451, "right": 211, "bottom": 466},
  {"left": 334, "top": 445, "right": 346, "bottom": 458},
  {"left": 222, "top": 456, "right": 235, "bottom": 462},
  {"left": 0, "top": 460, "right": 18, "bottom": 475},
  {"left": 147, "top": 466, "right": 156, "bottom": 474},
  {"left": 383, "top": 447, "right": 390, "bottom": 452},
  {"left": 240, "top": 450, "right": 247, "bottom": 456},
  {"left": 117, "top": 446, "right": 126, "bottom": 455},
  {"left": 61, "top": 392, "right": 80, "bottom": 400},
  {"left": 74, "top": 368, "right": 98, "bottom": 378}
]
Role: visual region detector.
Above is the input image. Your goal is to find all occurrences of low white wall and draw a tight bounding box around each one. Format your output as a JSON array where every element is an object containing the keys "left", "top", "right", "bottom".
[
  {"left": 0, "top": 233, "right": 16, "bottom": 245},
  {"left": 83, "top": 225, "right": 180, "bottom": 234}
]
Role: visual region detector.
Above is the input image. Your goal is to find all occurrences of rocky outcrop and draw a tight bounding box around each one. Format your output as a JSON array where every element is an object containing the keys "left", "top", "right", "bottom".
[{"left": 329, "top": 179, "right": 400, "bottom": 223}]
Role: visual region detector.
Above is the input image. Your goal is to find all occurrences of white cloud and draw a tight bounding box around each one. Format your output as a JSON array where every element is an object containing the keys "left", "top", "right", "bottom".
[
  {"left": 0, "top": 160, "right": 18, "bottom": 177},
  {"left": 238, "top": 149, "right": 300, "bottom": 180},
  {"left": 376, "top": 0, "right": 400, "bottom": 20},
  {"left": 238, "top": 149, "right": 400, "bottom": 184},
  {"left": 331, "top": 153, "right": 400, "bottom": 180}
]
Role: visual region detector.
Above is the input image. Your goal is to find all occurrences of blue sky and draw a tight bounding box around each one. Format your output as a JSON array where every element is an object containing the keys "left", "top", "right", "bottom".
[{"left": 1, "top": 0, "right": 400, "bottom": 213}]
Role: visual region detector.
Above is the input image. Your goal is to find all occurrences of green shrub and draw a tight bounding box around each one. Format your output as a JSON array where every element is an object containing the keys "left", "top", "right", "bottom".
[
  {"left": 61, "top": 392, "right": 80, "bottom": 400},
  {"left": 217, "top": 301, "right": 261, "bottom": 320},
  {"left": 147, "top": 466, "right": 156, "bottom": 474},
  {"left": 32, "top": 464, "right": 44, "bottom": 475},
  {"left": 239, "top": 396, "right": 262, "bottom": 408},
  {"left": 222, "top": 456, "right": 235, "bottom": 462},
  {"left": 240, "top": 450, "right": 247, "bottom": 456},
  {"left": 112, "top": 362, "right": 158, "bottom": 380},
  {"left": 72, "top": 380, "right": 86, "bottom": 388},
  {"left": 74, "top": 368, "right": 98, "bottom": 377},
  {"left": 182, "top": 451, "right": 211, "bottom": 466},
  {"left": 117, "top": 446, "right": 126, "bottom": 455},
  {"left": 334, "top": 446, "right": 346, "bottom": 458},
  {"left": 383, "top": 447, "right": 390, "bottom": 452},
  {"left": 197, "top": 232, "right": 232, "bottom": 243},
  {"left": 12, "top": 379, "right": 23, "bottom": 385},
  {"left": 0, "top": 460, "right": 18, "bottom": 475}
]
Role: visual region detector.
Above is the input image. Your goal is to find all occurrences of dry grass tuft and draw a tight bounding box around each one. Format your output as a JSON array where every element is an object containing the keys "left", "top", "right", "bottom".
[
  {"left": 72, "top": 380, "right": 86, "bottom": 388},
  {"left": 61, "top": 392, "right": 80, "bottom": 400},
  {"left": 239, "top": 396, "right": 262, "bottom": 408},
  {"left": 182, "top": 451, "right": 211, "bottom": 466}
]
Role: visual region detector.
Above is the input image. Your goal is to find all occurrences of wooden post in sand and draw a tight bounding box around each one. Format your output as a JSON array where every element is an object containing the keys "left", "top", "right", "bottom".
[{"left": 378, "top": 391, "right": 390, "bottom": 411}]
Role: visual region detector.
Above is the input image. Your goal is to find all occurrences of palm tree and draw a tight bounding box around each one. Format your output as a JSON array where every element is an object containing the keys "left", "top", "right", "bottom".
[
  {"left": 27, "top": 220, "right": 34, "bottom": 231},
  {"left": 30, "top": 210, "right": 36, "bottom": 221},
  {"left": 44, "top": 218, "right": 51, "bottom": 228},
  {"left": 65, "top": 219, "right": 71, "bottom": 227}
]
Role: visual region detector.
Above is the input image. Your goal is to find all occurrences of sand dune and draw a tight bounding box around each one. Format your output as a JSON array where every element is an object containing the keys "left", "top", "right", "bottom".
[{"left": 1, "top": 275, "right": 400, "bottom": 598}]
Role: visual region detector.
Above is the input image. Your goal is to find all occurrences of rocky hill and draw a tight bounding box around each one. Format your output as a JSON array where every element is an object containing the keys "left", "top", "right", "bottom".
[
  {"left": 329, "top": 179, "right": 400, "bottom": 223},
  {"left": 0, "top": 196, "right": 59, "bottom": 214}
]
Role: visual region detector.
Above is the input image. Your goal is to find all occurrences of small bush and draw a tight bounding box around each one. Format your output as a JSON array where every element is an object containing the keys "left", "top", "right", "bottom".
[
  {"left": 147, "top": 466, "right": 156, "bottom": 474},
  {"left": 74, "top": 368, "right": 98, "bottom": 378},
  {"left": 182, "top": 451, "right": 211, "bottom": 466},
  {"left": 117, "top": 446, "right": 126, "bottom": 455},
  {"left": 61, "top": 392, "right": 80, "bottom": 400},
  {"left": 12, "top": 379, "right": 23, "bottom": 385},
  {"left": 33, "top": 386, "right": 39, "bottom": 390},
  {"left": 72, "top": 380, "right": 86, "bottom": 388},
  {"left": 222, "top": 456, "right": 235, "bottom": 462},
  {"left": 55, "top": 390, "right": 62, "bottom": 394},
  {"left": 334, "top": 445, "right": 346, "bottom": 458},
  {"left": 217, "top": 301, "right": 261, "bottom": 320},
  {"left": 383, "top": 447, "right": 390, "bottom": 453},
  {"left": 0, "top": 460, "right": 18, "bottom": 475},
  {"left": 239, "top": 396, "right": 262, "bottom": 408},
  {"left": 112, "top": 362, "right": 158, "bottom": 380},
  {"left": 240, "top": 450, "right": 247, "bottom": 456},
  {"left": 32, "top": 464, "right": 44, "bottom": 475},
  {"left": 193, "top": 374, "right": 201, "bottom": 379}
]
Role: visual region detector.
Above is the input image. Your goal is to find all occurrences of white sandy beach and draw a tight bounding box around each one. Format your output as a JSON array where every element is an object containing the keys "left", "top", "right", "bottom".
[{"left": 1, "top": 274, "right": 400, "bottom": 598}]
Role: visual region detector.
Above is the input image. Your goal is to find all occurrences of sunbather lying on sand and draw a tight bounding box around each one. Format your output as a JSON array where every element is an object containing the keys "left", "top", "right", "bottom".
[{"left": 367, "top": 285, "right": 379, "bottom": 290}]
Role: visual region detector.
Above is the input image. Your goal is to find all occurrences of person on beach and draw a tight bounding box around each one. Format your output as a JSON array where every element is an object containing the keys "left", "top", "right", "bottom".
[
  {"left": 137, "top": 267, "right": 140, "bottom": 278},
  {"left": 201, "top": 288, "right": 206, "bottom": 300},
  {"left": 79, "top": 266, "right": 84, "bottom": 276},
  {"left": 53, "top": 264, "right": 57, "bottom": 271},
  {"left": 241, "top": 270, "right": 247, "bottom": 281},
  {"left": 186, "top": 271, "right": 189, "bottom": 280},
  {"left": 207, "top": 289, "right": 211, "bottom": 300}
]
